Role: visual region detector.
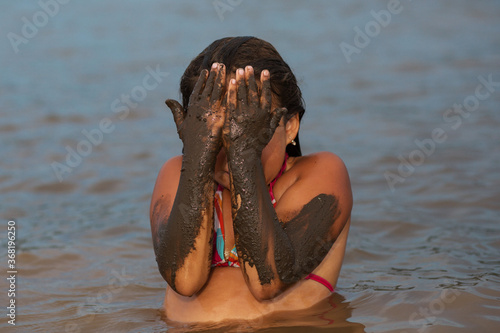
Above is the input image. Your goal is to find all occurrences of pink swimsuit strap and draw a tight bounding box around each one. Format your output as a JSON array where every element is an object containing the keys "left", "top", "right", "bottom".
[{"left": 305, "top": 273, "right": 335, "bottom": 292}]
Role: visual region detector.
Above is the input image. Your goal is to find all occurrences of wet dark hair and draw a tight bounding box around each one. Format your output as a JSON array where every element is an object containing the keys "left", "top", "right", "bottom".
[{"left": 180, "top": 36, "right": 305, "bottom": 157}]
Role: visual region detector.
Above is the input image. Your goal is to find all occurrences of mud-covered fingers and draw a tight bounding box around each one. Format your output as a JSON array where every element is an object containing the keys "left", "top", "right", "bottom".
[
  {"left": 259, "top": 70, "right": 272, "bottom": 112},
  {"left": 227, "top": 77, "right": 237, "bottom": 115},
  {"left": 189, "top": 69, "right": 209, "bottom": 105},
  {"left": 165, "top": 99, "right": 185, "bottom": 132},
  {"left": 245, "top": 66, "right": 259, "bottom": 110},
  {"left": 210, "top": 64, "right": 225, "bottom": 103},
  {"left": 202, "top": 62, "right": 219, "bottom": 100},
  {"left": 236, "top": 68, "right": 247, "bottom": 110},
  {"left": 223, "top": 78, "right": 237, "bottom": 140},
  {"left": 270, "top": 107, "right": 287, "bottom": 132}
]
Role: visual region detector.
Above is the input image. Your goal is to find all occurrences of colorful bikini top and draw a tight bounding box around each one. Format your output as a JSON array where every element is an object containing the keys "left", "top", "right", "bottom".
[{"left": 211, "top": 154, "right": 288, "bottom": 267}]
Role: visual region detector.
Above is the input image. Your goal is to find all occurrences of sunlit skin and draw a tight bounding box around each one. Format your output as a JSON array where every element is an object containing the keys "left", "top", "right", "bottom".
[{"left": 150, "top": 63, "right": 353, "bottom": 322}]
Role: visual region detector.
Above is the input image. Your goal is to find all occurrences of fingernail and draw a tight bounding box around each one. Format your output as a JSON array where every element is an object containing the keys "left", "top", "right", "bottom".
[
  {"left": 231, "top": 79, "right": 236, "bottom": 85},
  {"left": 246, "top": 65, "right": 253, "bottom": 72},
  {"left": 212, "top": 62, "right": 218, "bottom": 69},
  {"left": 238, "top": 68, "right": 244, "bottom": 75},
  {"left": 263, "top": 70, "right": 269, "bottom": 77}
]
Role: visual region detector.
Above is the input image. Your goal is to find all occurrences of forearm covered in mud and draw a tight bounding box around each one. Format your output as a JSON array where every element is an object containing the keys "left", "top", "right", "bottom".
[
  {"left": 154, "top": 148, "right": 216, "bottom": 295},
  {"left": 228, "top": 150, "right": 295, "bottom": 295},
  {"left": 228, "top": 152, "right": 342, "bottom": 298}
]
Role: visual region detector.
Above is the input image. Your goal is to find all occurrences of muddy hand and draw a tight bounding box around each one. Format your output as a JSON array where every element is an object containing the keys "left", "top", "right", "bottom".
[
  {"left": 166, "top": 63, "right": 226, "bottom": 152},
  {"left": 223, "top": 66, "right": 287, "bottom": 156}
]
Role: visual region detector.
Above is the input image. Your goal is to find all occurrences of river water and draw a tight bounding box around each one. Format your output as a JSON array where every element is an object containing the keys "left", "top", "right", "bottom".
[{"left": 1, "top": 1, "right": 499, "bottom": 332}]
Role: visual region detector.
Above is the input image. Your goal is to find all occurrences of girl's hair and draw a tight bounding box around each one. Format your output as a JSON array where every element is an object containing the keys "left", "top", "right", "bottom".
[{"left": 180, "top": 36, "right": 305, "bottom": 156}]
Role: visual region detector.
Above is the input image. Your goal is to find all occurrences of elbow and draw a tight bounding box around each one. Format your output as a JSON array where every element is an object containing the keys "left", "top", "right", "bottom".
[
  {"left": 159, "top": 268, "right": 203, "bottom": 297},
  {"left": 157, "top": 261, "right": 207, "bottom": 297},
  {"left": 252, "top": 290, "right": 275, "bottom": 302},
  {"left": 169, "top": 280, "right": 201, "bottom": 297},
  {"left": 248, "top": 282, "right": 283, "bottom": 301}
]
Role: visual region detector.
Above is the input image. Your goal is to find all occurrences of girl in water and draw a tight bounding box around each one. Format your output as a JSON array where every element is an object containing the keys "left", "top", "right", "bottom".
[{"left": 150, "top": 36, "right": 352, "bottom": 323}]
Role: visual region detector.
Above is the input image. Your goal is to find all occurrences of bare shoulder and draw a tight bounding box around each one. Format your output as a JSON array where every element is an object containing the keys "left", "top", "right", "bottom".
[
  {"left": 292, "top": 151, "right": 348, "bottom": 176},
  {"left": 276, "top": 152, "right": 352, "bottom": 221},
  {"left": 150, "top": 155, "right": 183, "bottom": 218},
  {"left": 154, "top": 155, "right": 183, "bottom": 193},
  {"left": 158, "top": 155, "right": 183, "bottom": 176},
  {"left": 289, "top": 151, "right": 351, "bottom": 196}
]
